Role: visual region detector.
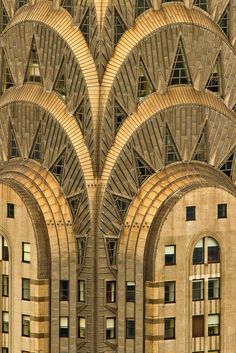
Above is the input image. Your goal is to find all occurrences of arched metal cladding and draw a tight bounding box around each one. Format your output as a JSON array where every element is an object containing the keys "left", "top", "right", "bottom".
[
  {"left": 0, "top": 85, "right": 92, "bottom": 235},
  {"left": 116, "top": 162, "right": 236, "bottom": 353},
  {"left": 100, "top": 0, "right": 236, "bottom": 74},
  {"left": 0, "top": 1, "right": 99, "bottom": 160},
  {"left": 0, "top": 160, "right": 78, "bottom": 352},
  {"left": 100, "top": 3, "right": 236, "bottom": 163},
  {"left": 100, "top": 88, "right": 236, "bottom": 237}
]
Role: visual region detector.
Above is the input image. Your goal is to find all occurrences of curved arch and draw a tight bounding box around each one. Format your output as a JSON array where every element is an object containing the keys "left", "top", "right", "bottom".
[
  {"left": 0, "top": 159, "right": 78, "bottom": 349},
  {"left": 101, "top": 3, "right": 233, "bottom": 115},
  {"left": 101, "top": 87, "right": 236, "bottom": 183},
  {"left": 117, "top": 162, "right": 236, "bottom": 352},
  {"left": 0, "top": 84, "right": 94, "bottom": 184},
  {"left": 2, "top": 1, "right": 99, "bottom": 131}
]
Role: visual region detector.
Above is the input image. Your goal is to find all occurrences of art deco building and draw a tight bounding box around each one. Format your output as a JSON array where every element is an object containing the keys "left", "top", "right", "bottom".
[{"left": 0, "top": 0, "right": 235, "bottom": 352}]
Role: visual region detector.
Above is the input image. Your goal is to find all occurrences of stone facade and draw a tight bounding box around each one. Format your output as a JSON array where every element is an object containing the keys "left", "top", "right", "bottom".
[{"left": 0, "top": 0, "right": 236, "bottom": 352}]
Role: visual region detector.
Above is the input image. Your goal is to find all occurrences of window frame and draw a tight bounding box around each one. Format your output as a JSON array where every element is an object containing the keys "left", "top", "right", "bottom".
[
  {"left": 208, "top": 314, "right": 220, "bottom": 336},
  {"left": 164, "top": 281, "right": 175, "bottom": 303},
  {"left": 165, "top": 245, "right": 176, "bottom": 266},
  {"left": 59, "top": 316, "right": 69, "bottom": 337},
  {"left": 126, "top": 318, "right": 135, "bottom": 339},
  {"left": 78, "top": 316, "right": 86, "bottom": 339},
  {"left": 60, "top": 280, "right": 69, "bottom": 301},
  {"left": 164, "top": 317, "right": 175, "bottom": 340},
  {"left": 22, "top": 314, "right": 30, "bottom": 337},
  {"left": 7, "top": 203, "right": 14, "bottom": 218},
  {"left": 2, "top": 275, "right": 9, "bottom": 297},
  {"left": 208, "top": 278, "right": 220, "bottom": 300},
  {"left": 126, "top": 281, "right": 135, "bottom": 302},
  {"left": 106, "top": 317, "right": 116, "bottom": 339},
  {"left": 217, "top": 203, "right": 227, "bottom": 219},
  {"left": 22, "top": 242, "right": 30, "bottom": 263},
  {"left": 78, "top": 280, "right": 86, "bottom": 302},
  {"left": 192, "top": 315, "right": 204, "bottom": 337},
  {"left": 22, "top": 278, "right": 30, "bottom": 301},
  {"left": 186, "top": 206, "right": 196, "bottom": 221},
  {"left": 192, "top": 279, "right": 204, "bottom": 301},
  {"left": 106, "top": 281, "right": 116, "bottom": 303},
  {"left": 2, "top": 311, "right": 9, "bottom": 333}
]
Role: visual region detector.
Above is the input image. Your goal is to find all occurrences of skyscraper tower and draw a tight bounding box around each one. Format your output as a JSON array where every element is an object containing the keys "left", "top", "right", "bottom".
[{"left": 0, "top": 0, "right": 235, "bottom": 352}]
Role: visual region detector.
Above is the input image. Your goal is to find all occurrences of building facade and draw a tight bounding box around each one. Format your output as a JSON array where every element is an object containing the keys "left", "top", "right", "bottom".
[{"left": 0, "top": 0, "right": 236, "bottom": 352}]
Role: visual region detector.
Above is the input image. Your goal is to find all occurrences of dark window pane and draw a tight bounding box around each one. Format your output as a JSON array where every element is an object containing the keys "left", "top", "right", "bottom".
[
  {"left": 208, "top": 278, "right": 220, "bottom": 299},
  {"left": 22, "top": 278, "right": 30, "bottom": 300},
  {"left": 165, "top": 245, "right": 176, "bottom": 265},
  {"left": 126, "top": 319, "right": 135, "bottom": 338},
  {"left": 192, "top": 315, "right": 204, "bottom": 337},
  {"left": 164, "top": 281, "right": 175, "bottom": 303},
  {"left": 186, "top": 206, "right": 195, "bottom": 221},
  {"left": 217, "top": 204, "right": 227, "bottom": 218},
  {"left": 192, "top": 279, "right": 204, "bottom": 300},
  {"left": 7, "top": 203, "right": 14, "bottom": 218},
  {"left": 106, "top": 281, "right": 116, "bottom": 303},
  {"left": 208, "top": 246, "right": 220, "bottom": 263},
  {"left": 164, "top": 318, "right": 175, "bottom": 339},
  {"left": 60, "top": 280, "right": 69, "bottom": 300},
  {"left": 126, "top": 282, "right": 135, "bottom": 302}
]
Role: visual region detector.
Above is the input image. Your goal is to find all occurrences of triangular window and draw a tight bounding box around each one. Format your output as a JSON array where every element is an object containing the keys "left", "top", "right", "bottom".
[
  {"left": 114, "top": 9, "right": 126, "bottom": 44},
  {"left": 114, "top": 100, "right": 127, "bottom": 132},
  {"left": 68, "top": 194, "right": 81, "bottom": 218},
  {"left": 25, "top": 37, "right": 42, "bottom": 83},
  {"left": 17, "top": 0, "right": 28, "bottom": 9},
  {"left": 0, "top": 4, "right": 9, "bottom": 32},
  {"left": 113, "top": 195, "right": 131, "bottom": 220},
  {"left": 193, "top": 0, "right": 208, "bottom": 12},
  {"left": 169, "top": 40, "right": 191, "bottom": 86},
  {"left": 193, "top": 126, "right": 207, "bottom": 162},
  {"left": 1, "top": 53, "right": 14, "bottom": 93},
  {"left": 134, "top": 152, "right": 155, "bottom": 185},
  {"left": 9, "top": 122, "right": 20, "bottom": 158},
  {"left": 61, "top": 0, "right": 73, "bottom": 16},
  {"left": 136, "top": 0, "right": 150, "bottom": 17},
  {"left": 218, "top": 7, "right": 229, "bottom": 37},
  {"left": 206, "top": 56, "right": 222, "bottom": 94},
  {"left": 106, "top": 238, "right": 117, "bottom": 266},
  {"left": 29, "top": 123, "right": 42, "bottom": 161},
  {"left": 50, "top": 150, "right": 66, "bottom": 184},
  {"left": 77, "top": 237, "right": 87, "bottom": 265},
  {"left": 53, "top": 59, "right": 66, "bottom": 99},
  {"left": 165, "top": 126, "right": 180, "bottom": 164},
  {"left": 220, "top": 152, "right": 234, "bottom": 178},
  {"left": 74, "top": 100, "right": 85, "bottom": 134},
  {"left": 80, "top": 10, "right": 89, "bottom": 45},
  {"left": 137, "top": 59, "right": 155, "bottom": 102}
]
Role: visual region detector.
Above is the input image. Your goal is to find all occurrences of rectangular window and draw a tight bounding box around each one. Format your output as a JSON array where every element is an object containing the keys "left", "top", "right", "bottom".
[
  {"left": 126, "top": 319, "right": 135, "bottom": 338},
  {"left": 2, "top": 311, "right": 9, "bottom": 333},
  {"left": 7, "top": 203, "right": 14, "bottom": 218},
  {"left": 186, "top": 206, "right": 196, "bottom": 221},
  {"left": 78, "top": 280, "right": 86, "bottom": 302},
  {"left": 59, "top": 316, "right": 69, "bottom": 337},
  {"left": 22, "top": 315, "right": 30, "bottom": 337},
  {"left": 192, "top": 279, "right": 204, "bottom": 301},
  {"left": 106, "top": 317, "right": 116, "bottom": 339},
  {"left": 217, "top": 203, "right": 227, "bottom": 218},
  {"left": 208, "top": 238, "right": 220, "bottom": 263},
  {"left": 2, "top": 348, "right": 8, "bottom": 353},
  {"left": 78, "top": 317, "right": 86, "bottom": 338},
  {"left": 106, "top": 281, "right": 116, "bottom": 303},
  {"left": 22, "top": 278, "right": 30, "bottom": 301},
  {"left": 164, "top": 318, "right": 175, "bottom": 339},
  {"left": 208, "top": 314, "right": 220, "bottom": 336},
  {"left": 208, "top": 278, "right": 220, "bottom": 299},
  {"left": 2, "top": 237, "right": 9, "bottom": 261},
  {"left": 126, "top": 282, "right": 135, "bottom": 302},
  {"left": 22, "top": 242, "right": 30, "bottom": 263},
  {"left": 165, "top": 245, "right": 176, "bottom": 265},
  {"left": 164, "top": 281, "right": 175, "bottom": 303},
  {"left": 60, "top": 280, "right": 69, "bottom": 301},
  {"left": 193, "top": 239, "right": 203, "bottom": 264},
  {"left": 2, "top": 275, "right": 9, "bottom": 297},
  {"left": 192, "top": 315, "right": 204, "bottom": 337}
]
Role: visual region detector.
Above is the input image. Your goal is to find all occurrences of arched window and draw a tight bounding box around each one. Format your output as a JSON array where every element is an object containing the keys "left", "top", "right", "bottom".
[{"left": 193, "top": 237, "right": 220, "bottom": 264}]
